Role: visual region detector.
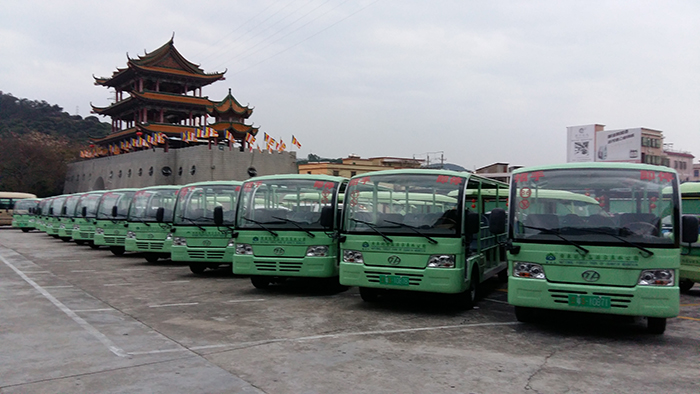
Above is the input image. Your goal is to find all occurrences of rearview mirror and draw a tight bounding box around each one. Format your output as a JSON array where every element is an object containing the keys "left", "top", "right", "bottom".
[
  {"left": 213, "top": 206, "right": 224, "bottom": 226},
  {"left": 111, "top": 206, "right": 118, "bottom": 217},
  {"left": 156, "top": 207, "right": 165, "bottom": 223},
  {"left": 682, "top": 215, "right": 699, "bottom": 244},
  {"left": 489, "top": 208, "right": 507, "bottom": 234}
]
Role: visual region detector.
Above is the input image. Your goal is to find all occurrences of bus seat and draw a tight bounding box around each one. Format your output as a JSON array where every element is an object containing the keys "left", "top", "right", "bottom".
[
  {"left": 561, "top": 214, "right": 584, "bottom": 227},
  {"left": 586, "top": 214, "right": 616, "bottom": 227},
  {"left": 524, "top": 214, "right": 559, "bottom": 229},
  {"left": 619, "top": 213, "right": 658, "bottom": 227}
]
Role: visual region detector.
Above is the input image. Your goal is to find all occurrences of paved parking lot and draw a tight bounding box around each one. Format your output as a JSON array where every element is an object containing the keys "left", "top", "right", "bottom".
[{"left": 1, "top": 228, "right": 699, "bottom": 394}]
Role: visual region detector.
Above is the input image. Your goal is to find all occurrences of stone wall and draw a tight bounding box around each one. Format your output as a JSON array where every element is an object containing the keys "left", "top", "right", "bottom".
[{"left": 64, "top": 145, "right": 297, "bottom": 193}]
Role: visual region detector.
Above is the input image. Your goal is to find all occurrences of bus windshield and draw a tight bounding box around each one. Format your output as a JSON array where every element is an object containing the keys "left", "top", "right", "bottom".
[
  {"left": 128, "top": 189, "right": 179, "bottom": 222},
  {"left": 237, "top": 179, "right": 339, "bottom": 230},
  {"left": 174, "top": 184, "right": 240, "bottom": 226},
  {"left": 344, "top": 173, "right": 463, "bottom": 237},
  {"left": 97, "top": 191, "right": 135, "bottom": 220},
  {"left": 62, "top": 195, "right": 82, "bottom": 217},
  {"left": 50, "top": 196, "right": 67, "bottom": 217},
  {"left": 511, "top": 167, "right": 679, "bottom": 247},
  {"left": 13, "top": 199, "right": 38, "bottom": 215},
  {"left": 76, "top": 193, "right": 104, "bottom": 218}
]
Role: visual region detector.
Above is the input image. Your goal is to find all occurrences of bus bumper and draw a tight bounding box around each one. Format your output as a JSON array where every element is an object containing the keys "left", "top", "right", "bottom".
[
  {"left": 508, "top": 277, "right": 679, "bottom": 318},
  {"left": 171, "top": 246, "right": 233, "bottom": 263},
  {"left": 233, "top": 255, "right": 339, "bottom": 278},
  {"left": 339, "top": 262, "right": 467, "bottom": 294}
]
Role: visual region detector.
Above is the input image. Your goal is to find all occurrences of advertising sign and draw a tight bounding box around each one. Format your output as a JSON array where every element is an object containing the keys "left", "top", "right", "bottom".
[
  {"left": 594, "top": 128, "right": 641, "bottom": 163},
  {"left": 566, "top": 125, "right": 596, "bottom": 162}
]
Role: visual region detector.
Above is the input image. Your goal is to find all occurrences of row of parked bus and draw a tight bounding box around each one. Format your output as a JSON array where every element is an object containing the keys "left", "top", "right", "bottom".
[{"left": 10, "top": 162, "right": 700, "bottom": 334}]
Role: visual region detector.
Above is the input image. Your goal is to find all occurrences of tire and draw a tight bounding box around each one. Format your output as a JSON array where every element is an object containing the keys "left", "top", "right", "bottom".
[
  {"left": 109, "top": 246, "right": 125, "bottom": 256},
  {"left": 514, "top": 306, "right": 538, "bottom": 323},
  {"left": 189, "top": 264, "right": 206, "bottom": 274},
  {"left": 145, "top": 254, "right": 160, "bottom": 263},
  {"left": 251, "top": 276, "right": 270, "bottom": 289},
  {"left": 89, "top": 242, "right": 100, "bottom": 250},
  {"left": 455, "top": 267, "right": 479, "bottom": 310},
  {"left": 21, "top": 228, "right": 30, "bottom": 233},
  {"left": 497, "top": 268, "right": 508, "bottom": 283},
  {"left": 679, "top": 279, "right": 695, "bottom": 293},
  {"left": 75, "top": 240, "right": 86, "bottom": 246},
  {"left": 359, "top": 287, "right": 380, "bottom": 302},
  {"left": 60, "top": 237, "right": 71, "bottom": 242},
  {"left": 647, "top": 317, "right": 666, "bottom": 335}
]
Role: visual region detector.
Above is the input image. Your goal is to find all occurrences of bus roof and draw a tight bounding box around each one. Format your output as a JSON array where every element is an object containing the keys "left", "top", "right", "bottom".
[
  {"left": 182, "top": 180, "right": 243, "bottom": 187},
  {"left": 243, "top": 174, "right": 347, "bottom": 183},
  {"left": 680, "top": 182, "right": 700, "bottom": 195},
  {"left": 512, "top": 162, "right": 679, "bottom": 174},
  {"left": 0, "top": 192, "right": 38, "bottom": 199}
]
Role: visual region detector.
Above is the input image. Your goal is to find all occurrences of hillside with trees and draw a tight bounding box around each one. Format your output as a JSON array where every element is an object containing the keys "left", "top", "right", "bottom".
[{"left": 0, "top": 91, "right": 111, "bottom": 196}]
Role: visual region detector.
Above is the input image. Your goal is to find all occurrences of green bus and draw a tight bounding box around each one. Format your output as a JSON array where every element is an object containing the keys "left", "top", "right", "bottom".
[
  {"left": 72, "top": 191, "right": 106, "bottom": 247},
  {"left": 494, "top": 162, "right": 698, "bottom": 334},
  {"left": 94, "top": 188, "right": 138, "bottom": 255},
  {"left": 125, "top": 185, "right": 181, "bottom": 263},
  {"left": 35, "top": 197, "right": 54, "bottom": 233},
  {"left": 232, "top": 174, "right": 347, "bottom": 289},
  {"left": 57, "top": 193, "right": 83, "bottom": 241},
  {"left": 45, "top": 195, "right": 68, "bottom": 238},
  {"left": 11, "top": 198, "right": 40, "bottom": 232},
  {"left": 170, "top": 181, "right": 242, "bottom": 274},
  {"left": 339, "top": 169, "right": 508, "bottom": 308},
  {"left": 0, "top": 192, "right": 37, "bottom": 226},
  {"left": 678, "top": 182, "right": 700, "bottom": 293}
]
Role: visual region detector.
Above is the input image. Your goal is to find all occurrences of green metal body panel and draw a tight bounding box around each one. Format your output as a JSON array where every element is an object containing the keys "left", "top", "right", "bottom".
[
  {"left": 72, "top": 217, "right": 98, "bottom": 242},
  {"left": 125, "top": 222, "right": 173, "bottom": 253},
  {"left": 233, "top": 230, "right": 339, "bottom": 278},
  {"left": 11, "top": 214, "right": 34, "bottom": 229},
  {"left": 93, "top": 189, "right": 138, "bottom": 247},
  {"left": 170, "top": 227, "right": 234, "bottom": 263},
  {"left": 680, "top": 182, "right": 700, "bottom": 283}
]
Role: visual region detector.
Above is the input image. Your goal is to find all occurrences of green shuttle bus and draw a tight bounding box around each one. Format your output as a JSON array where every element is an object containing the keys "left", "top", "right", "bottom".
[
  {"left": 57, "top": 193, "right": 83, "bottom": 241},
  {"left": 339, "top": 169, "right": 508, "bottom": 308},
  {"left": 678, "top": 182, "right": 700, "bottom": 292},
  {"left": 233, "top": 174, "right": 347, "bottom": 289},
  {"left": 125, "top": 185, "right": 181, "bottom": 262},
  {"left": 94, "top": 188, "right": 138, "bottom": 255},
  {"left": 496, "top": 162, "right": 698, "bottom": 334},
  {"left": 72, "top": 191, "right": 106, "bottom": 247},
  {"left": 170, "top": 181, "right": 242, "bottom": 274},
  {"left": 35, "top": 197, "right": 54, "bottom": 233},
  {"left": 45, "top": 195, "right": 68, "bottom": 238},
  {"left": 11, "top": 198, "right": 40, "bottom": 232}
]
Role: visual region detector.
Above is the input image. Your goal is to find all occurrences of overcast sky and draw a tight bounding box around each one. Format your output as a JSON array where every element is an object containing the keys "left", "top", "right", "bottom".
[{"left": 2, "top": 1, "right": 700, "bottom": 170}]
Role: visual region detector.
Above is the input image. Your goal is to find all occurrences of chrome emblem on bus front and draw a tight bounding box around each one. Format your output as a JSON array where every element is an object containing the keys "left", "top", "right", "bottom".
[
  {"left": 274, "top": 247, "right": 285, "bottom": 256},
  {"left": 202, "top": 240, "right": 211, "bottom": 246},
  {"left": 387, "top": 255, "right": 401, "bottom": 265},
  {"left": 582, "top": 270, "right": 600, "bottom": 282}
]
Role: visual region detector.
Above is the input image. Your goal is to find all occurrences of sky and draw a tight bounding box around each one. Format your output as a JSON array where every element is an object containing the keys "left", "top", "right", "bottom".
[{"left": 2, "top": 0, "right": 700, "bottom": 170}]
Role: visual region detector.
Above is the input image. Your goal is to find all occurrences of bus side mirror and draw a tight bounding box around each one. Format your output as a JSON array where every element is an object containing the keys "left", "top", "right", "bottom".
[
  {"left": 320, "top": 206, "right": 334, "bottom": 229},
  {"left": 82, "top": 207, "right": 87, "bottom": 218},
  {"left": 111, "top": 206, "right": 118, "bottom": 217},
  {"left": 61, "top": 206, "right": 67, "bottom": 215},
  {"left": 489, "top": 208, "right": 507, "bottom": 234},
  {"left": 156, "top": 207, "right": 165, "bottom": 223},
  {"left": 213, "top": 206, "right": 224, "bottom": 226},
  {"left": 465, "top": 211, "right": 480, "bottom": 234},
  {"left": 682, "top": 215, "right": 699, "bottom": 244},
  {"left": 49, "top": 207, "right": 54, "bottom": 215}
]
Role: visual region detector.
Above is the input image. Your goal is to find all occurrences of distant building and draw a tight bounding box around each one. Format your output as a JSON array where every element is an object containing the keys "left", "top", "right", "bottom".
[
  {"left": 664, "top": 148, "right": 695, "bottom": 182},
  {"left": 474, "top": 163, "right": 522, "bottom": 184},
  {"left": 298, "top": 155, "right": 423, "bottom": 178},
  {"left": 566, "top": 124, "right": 668, "bottom": 165}
]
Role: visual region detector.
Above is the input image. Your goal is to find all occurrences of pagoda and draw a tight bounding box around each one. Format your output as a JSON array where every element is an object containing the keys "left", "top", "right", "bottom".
[{"left": 89, "top": 37, "right": 259, "bottom": 156}]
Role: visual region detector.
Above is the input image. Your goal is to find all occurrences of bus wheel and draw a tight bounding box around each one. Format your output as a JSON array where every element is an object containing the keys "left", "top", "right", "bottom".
[
  {"left": 60, "top": 237, "right": 71, "bottom": 242},
  {"left": 145, "top": 254, "right": 160, "bottom": 263},
  {"left": 75, "top": 240, "right": 85, "bottom": 246},
  {"left": 89, "top": 242, "right": 100, "bottom": 250},
  {"left": 21, "top": 228, "right": 30, "bottom": 233},
  {"left": 514, "top": 306, "right": 538, "bottom": 323},
  {"left": 359, "top": 287, "right": 380, "bottom": 302},
  {"left": 189, "top": 264, "right": 206, "bottom": 274},
  {"left": 647, "top": 317, "right": 666, "bottom": 335},
  {"left": 679, "top": 279, "right": 695, "bottom": 293},
  {"left": 109, "top": 246, "right": 125, "bottom": 256},
  {"left": 251, "top": 276, "right": 270, "bottom": 289},
  {"left": 497, "top": 268, "right": 508, "bottom": 283}
]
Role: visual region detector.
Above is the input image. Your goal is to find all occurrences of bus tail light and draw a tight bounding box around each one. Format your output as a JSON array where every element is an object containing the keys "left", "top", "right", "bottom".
[
  {"left": 513, "top": 262, "right": 546, "bottom": 279},
  {"left": 427, "top": 255, "right": 455, "bottom": 268},
  {"left": 343, "top": 250, "right": 364, "bottom": 264},
  {"left": 638, "top": 270, "right": 674, "bottom": 286}
]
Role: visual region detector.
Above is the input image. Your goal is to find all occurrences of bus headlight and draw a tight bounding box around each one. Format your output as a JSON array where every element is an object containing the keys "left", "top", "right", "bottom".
[
  {"left": 427, "top": 254, "right": 455, "bottom": 268},
  {"left": 343, "top": 250, "right": 364, "bottom": 264},
  {"left": 59, "top": 224, "right": 66, "bottom": 229},
  {"left": 513, "top": 262, "right": 546, "bottom": 279},
  {"left": 73, "top": 225, "right": 80, "bottom": 231},
  {"left": 126, "top": 231, "right": 136, "bottom": 239},
  {"left": 165, "top": 233, "right": 173, "bottom": 241},
  {"left": 306, "top": 246, "right": 329, "bottom": 257},
  {"left": 228, "top": 239, "right": 236, "bottom": 247},
  {"left": 236, "top": 243, "right": 253, "bottom": 255},
  {"left": 95, "top": 228, "right": 104, "bottom": 235},
  {"left": 173, "top": 237, "right": 187, "bottom": 246},
  {"left": 638, "top": 269, "right": 674, "bottom": 286}
]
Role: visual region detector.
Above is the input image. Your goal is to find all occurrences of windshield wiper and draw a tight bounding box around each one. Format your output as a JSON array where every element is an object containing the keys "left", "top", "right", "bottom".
[
  {"left": 181, "top": 216, "right": 206, "bottom": 231},
  {"left": 523, "top": 225, "right": 589, "bottom": 255},
  {"left": 243, "top": 217, "right": 278, "bottom": 237},
  {"left": 272, "top": 216, "right": 315, "bottom": 238},
  {"left": 566, "top": 227, "right": 654, "bottom": 257},
  {"left": 383, "top": 219, "right": 438, "bottom": 244},
  {"left": 349, "top": 218, "right": 393, "bottom": 243},
  {"left": 134, "top": 217, "right": 151, "bottom": 226}
]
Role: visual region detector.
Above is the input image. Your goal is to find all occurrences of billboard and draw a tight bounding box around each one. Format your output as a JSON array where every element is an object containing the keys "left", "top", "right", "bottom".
[
  {"left": 594, "top": 128, "right": 641, "bottom": 163},
  {"left": 566, "top": 125, "right": 596, "bottom": 162}
]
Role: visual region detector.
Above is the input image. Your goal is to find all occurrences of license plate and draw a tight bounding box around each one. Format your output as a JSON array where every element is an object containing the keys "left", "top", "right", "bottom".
[
  {"left": 379, "top": 274, "right": 410, "bottom": 286},
  {"left": 568, "top": 295, "right": 611, "bottom": 309}
]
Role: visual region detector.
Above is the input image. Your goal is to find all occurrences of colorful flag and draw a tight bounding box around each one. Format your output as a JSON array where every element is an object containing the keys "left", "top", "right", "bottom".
[
  {"left": 264, "top": 133, "right": 270, "bottom": 143},
  {"left": 246, "top": 133, "right": 256, "bottom": 145},
  {"left": 291, "top": 135, "right": 301, "bottom": 149},
  {"left": 278, "top": 140, "right": 286, "bottom": 152},
  {"left": 257, "top": 144, "right": 263, "bottom": 153}
]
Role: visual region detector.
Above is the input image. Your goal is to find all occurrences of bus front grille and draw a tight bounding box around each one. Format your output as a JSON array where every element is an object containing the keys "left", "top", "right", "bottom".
[
  {"left": 136, "top": 241, "right": 164, "bottom": 250},
  {"left": 104, "top": 236, "right": 125, "bottom": 245},
  {"left": 548, "top": 289, "right": 633, "bottom": 309},
  {"left": 254, "top": 261, "right": 303, "bottom": 272},
  {"left": 188, "top": 250, "right": 226, "bottom": 260},
  {"left": 364, "top": 270, "right": 423, "bottom": 286}
]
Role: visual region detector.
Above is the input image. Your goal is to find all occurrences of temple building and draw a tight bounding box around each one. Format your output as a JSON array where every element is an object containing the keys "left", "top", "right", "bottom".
[{"left": 88, "top": 37, "right": 258, "bottom": 156}]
